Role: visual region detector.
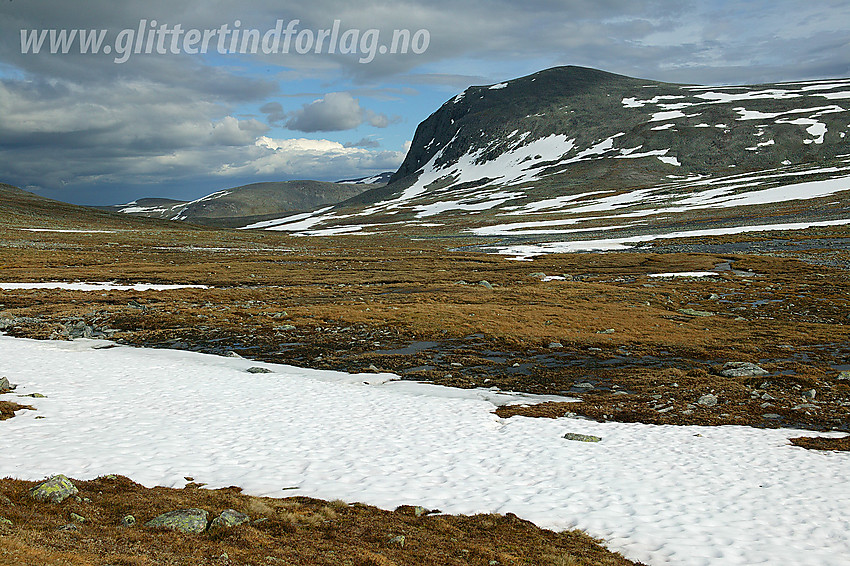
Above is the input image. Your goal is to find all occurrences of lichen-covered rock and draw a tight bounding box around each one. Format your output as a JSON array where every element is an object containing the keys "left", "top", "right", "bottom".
[
  {"left": 30, "top": 475, "right": 78, "bottom": 503},
  {"left": 121, "top": 515, "right": 136, "bottom": 527},
  {"left": 70, "top": 512, "right": 86, "bottom": 523},
  {"left": 698, "top": 393, "right": 718, "bottom": 407},
  {"left": 0, "top": 376, "right": 10, "bottom": 392},
  {"left": 563, "top": 432, "right": 602, "bottom": 442},
  {"left": 721, "top": 362, "right": 768, "bottom": 377},
  {"left": 145, "top": 508, "right": 208, "bottom": 533},
  {"left": 210, "top": 509, "right": 250, "bottom": 530}
]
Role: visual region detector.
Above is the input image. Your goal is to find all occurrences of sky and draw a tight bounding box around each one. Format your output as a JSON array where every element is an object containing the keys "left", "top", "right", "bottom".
[{"left": 0, "top": 1, "right": 849, "bottom": 205}]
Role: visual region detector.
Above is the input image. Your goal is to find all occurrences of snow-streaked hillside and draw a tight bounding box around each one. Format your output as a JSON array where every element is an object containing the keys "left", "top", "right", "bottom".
[{"left": 242, "top": 67, "right": 850, "bottom": 248}]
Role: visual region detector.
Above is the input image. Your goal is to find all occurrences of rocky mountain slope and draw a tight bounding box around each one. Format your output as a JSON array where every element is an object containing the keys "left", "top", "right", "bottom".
[
  {"left": 104, "top": 180, "right": 378, "bottom": 227},
  {"left": 249, "top": 66, "right": 850, "bottom": 249}
]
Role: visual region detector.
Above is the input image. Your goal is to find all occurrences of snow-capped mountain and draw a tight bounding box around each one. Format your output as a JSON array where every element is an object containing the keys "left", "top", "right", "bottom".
[
  {"left": 103, "top": 180, "right": 378, "bottom": 227},
  {"left": 337, "top": 172, "right": 394, "bottom": 185},
  {"left": 246, "top": 66, "right": 850, "bottom": 248}
]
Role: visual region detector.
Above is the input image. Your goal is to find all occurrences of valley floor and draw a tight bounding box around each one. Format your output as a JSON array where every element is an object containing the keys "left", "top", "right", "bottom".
[{"left": 1, "top": 223, "right": 850, "bottom": 565}]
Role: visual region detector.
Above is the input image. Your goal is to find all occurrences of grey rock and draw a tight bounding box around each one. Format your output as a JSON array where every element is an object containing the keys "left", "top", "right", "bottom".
[
  {"left": 563, "top": 432, "right": 602, "bottom": 442},
  {"left": 121, "top": 515, "right": 136, "bottom": 527},
  {"left": 225, "top": 351, "right": 244, "bottom": 359},
  {"left": 838, "top": 371, "right": 850, "bottom": 381},
  {"left": 478, "top": 280, "right": 494, "bottom": 290},
  {"left": 548, "top": 342, "right": 563, "bottom": 349},
  {"left": 677, "top": 308, "right": 714, "bottom": 317},
  {"left": 145, "top": 508, "right": 209, "bottom": 533},
  {"left": 0, "top": 517, "right": 12, "bottom": 527},
  {"left": 597, "top": 328, "right": 615, "bottom": 334},
  {"left": 529, "top": 272, "right": 547, "bottom": 279},
  {"left": 763, "top": 413, "right": 783, "bottom": 420},
  {"left": 0, "top": 376, "right": 10, "bottom": 392},
  {"left": 210, "top": 509, "right": 250, "bottom": 530},
  {"left": 30, "top": 475, "right": 78, "bottom": 503},
  {"left": 802, "top": 389, "right": 816, "bottom": 400},
  {"left": 274, "top": 325, "right": 296, "bottom": 331},
  {"left": 246, "top": 367, "right": 273, "bottom": 374},
  {"left": 572, "top": 382, "right": 594, "bottom": 391},
  {"left": 70, "top": 512, "right": 86, "bottom": 523},
  {"left": 387, "top": 535, "right": 406, "bottom": 547},
  {"left": 720, "top": 362, "right": 769, "bottom": 377},
  {"left": 697, "top": 394, "right": 718, "bottom": 407}
]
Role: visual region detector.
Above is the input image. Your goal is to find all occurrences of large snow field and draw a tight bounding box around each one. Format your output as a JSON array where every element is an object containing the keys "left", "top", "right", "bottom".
[{"left": 0, "top": 335, "right": 848, "bottom": 566}]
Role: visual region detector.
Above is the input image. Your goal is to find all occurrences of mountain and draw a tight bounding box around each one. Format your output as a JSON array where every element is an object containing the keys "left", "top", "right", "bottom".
[
  {"left": 337, "top": 172, "right": 394, "bottom": 185},
  {"left": 246, "top": 66, "right": 850, "bottom": 246},
  {"left": 104, "top": 180, "right": 378, "bottom": 228},
  {"left": 0, "top": 183, "right": 191, "bottom": 231}
]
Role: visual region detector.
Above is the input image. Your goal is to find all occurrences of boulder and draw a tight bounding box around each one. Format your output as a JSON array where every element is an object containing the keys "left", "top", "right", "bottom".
[
  {"left": 30, "top": 475, "right": 78, "bottom": 503},
  {"left": 210, "top": 509, "right": 250, "bottom": 530},
  {"left": 698, "top": 394, "right": 718, "bottom": 407},
  {"left": 720, "top": 362, "right": 768, "bottom": 377},
  {"left": 145, "top": 509, "right": 209, "bottom": 533}
]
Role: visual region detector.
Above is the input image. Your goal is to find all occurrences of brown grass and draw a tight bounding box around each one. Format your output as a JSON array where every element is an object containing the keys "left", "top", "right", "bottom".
[
  {"left": 0, "top": 401, "right": 34, "bottom": 421},
  {"left": 789, "top": 435, "right": 850, "bottom": 451},
  {"left": 1, "top": 225, "right": 849, "bottom": 432},
  {"left": 0, "top": 476, "right": 643, "bottom": 566}
]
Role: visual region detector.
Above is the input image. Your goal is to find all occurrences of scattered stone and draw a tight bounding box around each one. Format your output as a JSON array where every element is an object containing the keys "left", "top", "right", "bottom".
[
  {"left": 121, "top": 515, "right": 136, "bottom": 527},
  {"left": 803, "top": 389, "right": 816, "bottom": 400},
  {"left": 366, "top": 364, "right": 380, "bottom": 372},
  {"left": 413, "top": 506, "right": 428, "bottom": 517},
  {"left": 225, "top": 352, "right": 243, "bottom": 359},
  {"left": 708, "top": 293, "right": 720, "bottom": 300},
  {"left": 478, "top": 280, "right": 493, "bottom": 290},
  {"left": 794, "top": 404, "right": 818, "bottom": 411},
  {"left": 529, "top": 272, "right": 546, "bottom": 280},
  {"left": 597, "top": 329, "right": 615, "bottom": 334},
  {"left": 145, "top": 508, "right": 209, "bottom": 533},
  {"left": 210, "top": 509, "right": 250, "bottom": 530},
  {"left": 21, "top": 393, "right": 46, "bottom": 398},
  {"left": 677, "top": 308, "right": 714, "bottom": 317},
  {"left": 563, "top": 432, "right": 602, "bottom": 443},
  {"left": 246, "top": 367, "right": 273, "bottom": 374},
  {"left": 0, "top": 376, "right": 11, "bottom": 392},
  {"left": 697, "top": 394, "right": 718, "bottom": 407},
  {"left": 387, "top": 535, "right": 406, "bottom": 547},
  {"left": 763, "top": 413, "right": 783, "bottom": 420},
  {"left": 275, "top": 324, "right": 296, "bottom": 331},
  {"left": 572, "top": 382, "right": 594, "bottom": 391},
  {"left": 838, "top": 371, "right": 850, "bottom": 381},
  {"left": 0, "top": 517, "right": 12, "bottom": 527},
  {"left": 720, "top": 362, "right": 768, "bottom": 378},
  {"left": 70, "top": 512, "right": 86, "bottom": 523},
  {"left": 30, "top": 475, "right": 78, "bottom": 503},
  {"left": 548, "top": 342, "right": 563, "bottom": 349},
  {"left": 57, "top": 523, "right": 78, "bottom": 531}
]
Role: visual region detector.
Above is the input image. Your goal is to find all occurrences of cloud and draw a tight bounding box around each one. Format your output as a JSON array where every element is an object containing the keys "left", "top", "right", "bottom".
[
  {"left": 344, "top": 137, "right": 382, "bottom": 148},
  {"left": 284, "top": 92, "right": 397, "bottom": 132},
  {"left": 259, "top": 101, "right": 287, "bottom": 125},
  {"left": 0, "top": 0, "right": 848, "bottom": 204}
]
